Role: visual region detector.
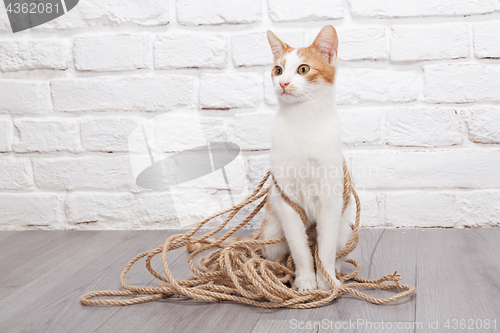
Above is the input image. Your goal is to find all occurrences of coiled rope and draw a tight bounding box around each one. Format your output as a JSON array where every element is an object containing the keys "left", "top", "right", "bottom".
[{"left": 80, "top": 160, "right": 415, "bottom": 308}]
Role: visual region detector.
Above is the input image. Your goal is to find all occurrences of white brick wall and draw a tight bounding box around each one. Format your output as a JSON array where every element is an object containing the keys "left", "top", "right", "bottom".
[
  {"left": 51, "top": 76, "right": 195, "bottom": 112},
  {"left": 0, "top": 116, "right": 12, "bottom": 152},
  {"left": 390, "top": 24, "right": 469, "bottom": 61},
  {"left": 155, "top": 33, "right": 227, "bottom": 69},
  {"left": 14, "top": 118, "right": 81, "bottom": 153},
  {"left": 74, "top": 34, "right": 151, "bottom": 71},
  {"left": 1, "top": 0, "right": 500, "bottom": 230},
  {"left": 349, "top": 0, "right": 498, "bottom": 18},
  {"left": 268, "top": 0, "right": 343, "bottom": 22},
  {"left": 423, "top": 64, "right": 500, "bottom": 103},
  {"left": 199, "top": 73, "right": 262, "bottom": 109},
  {"left": 473, "top": 22, "right": 500, "bottom": 58},
  {"left": 337, "top": 69, "right": 419, "bottom": 104},
  {"left": 0, "top": 40, "right": 70, "bottom": 71}
]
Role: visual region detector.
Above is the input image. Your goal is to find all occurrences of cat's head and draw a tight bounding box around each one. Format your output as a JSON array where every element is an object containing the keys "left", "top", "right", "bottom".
[{"left": 267, "top": 25, "right": 338, "bottom": 104}]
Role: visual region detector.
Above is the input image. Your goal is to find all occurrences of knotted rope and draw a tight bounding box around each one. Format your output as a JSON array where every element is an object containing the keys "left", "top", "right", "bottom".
[{"left": 81, "top": 160, "right": 415, "bottom": 308}]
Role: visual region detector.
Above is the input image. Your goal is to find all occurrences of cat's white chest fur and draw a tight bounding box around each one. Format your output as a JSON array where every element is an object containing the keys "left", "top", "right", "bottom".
[
  {"left": 270, "top": 93, "right": 343, "bottom": 223},
  {"left": 260, "top": 25, "right": 352, "bottom": 292}
]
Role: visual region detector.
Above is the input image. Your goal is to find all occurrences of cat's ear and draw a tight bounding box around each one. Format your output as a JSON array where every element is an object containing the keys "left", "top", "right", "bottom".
[
  {"left": 312, "top": 25, "right": 338, "bottom": 64},
  {"left": 267, "top": 30, "right": 289, "bottom": 59}
]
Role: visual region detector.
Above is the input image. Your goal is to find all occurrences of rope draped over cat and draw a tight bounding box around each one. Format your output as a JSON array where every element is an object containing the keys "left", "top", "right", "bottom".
[{"left": 80, "top": 25, "right": 415, "bottom": 308}]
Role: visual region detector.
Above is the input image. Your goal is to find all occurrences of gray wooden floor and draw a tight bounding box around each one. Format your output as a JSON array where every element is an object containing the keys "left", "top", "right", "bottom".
[{"left": 0, "top": 229, "right": 499, "bottom": 333}]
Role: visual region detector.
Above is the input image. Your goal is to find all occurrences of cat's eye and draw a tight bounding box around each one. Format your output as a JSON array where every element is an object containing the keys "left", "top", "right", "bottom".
[
  {"left": 298, "top": 64, "right": 310, "bottom": 75},
  {"left": 273, "top": 66, "right": 283, "bottom": 76}
]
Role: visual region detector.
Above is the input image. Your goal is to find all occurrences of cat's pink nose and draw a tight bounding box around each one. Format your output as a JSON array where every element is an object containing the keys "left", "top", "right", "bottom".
[{"left": 280, "top": 82, "right": 290, "bottom": 90}]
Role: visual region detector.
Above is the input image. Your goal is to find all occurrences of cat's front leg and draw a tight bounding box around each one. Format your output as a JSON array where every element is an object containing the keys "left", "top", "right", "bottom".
[
  {"left": 315, "top": 199, "right": 343, "bottom": 290},
  {"left": 271, "top": 190, "right": 317, "bottom": 291}
]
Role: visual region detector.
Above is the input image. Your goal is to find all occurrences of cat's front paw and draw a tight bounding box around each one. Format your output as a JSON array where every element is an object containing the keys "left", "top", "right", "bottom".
[
  {"left": 316, "top": 270, "right": 341, "bottom": 291},
  {"left": 294, "top": 273, "right": 318, "bottom": 291}
]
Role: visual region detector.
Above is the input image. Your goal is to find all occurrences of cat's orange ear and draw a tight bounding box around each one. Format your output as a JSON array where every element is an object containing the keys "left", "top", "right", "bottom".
[
  {"left": 312, "top": 25, "right": 338, "bottom": 64},
  {"left": 267, "top": 30, "right": 289, "bottom": 60}
]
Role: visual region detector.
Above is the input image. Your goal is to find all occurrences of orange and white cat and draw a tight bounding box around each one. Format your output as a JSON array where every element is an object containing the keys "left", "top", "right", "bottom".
[{"left": 189, "top": 26, "right": 352, "bottom": 291}]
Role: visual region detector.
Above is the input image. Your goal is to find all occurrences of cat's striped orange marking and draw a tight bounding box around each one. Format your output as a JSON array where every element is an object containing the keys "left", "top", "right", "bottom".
[{"left": 297, "top": 47, "right": 336, "bottom": 84}]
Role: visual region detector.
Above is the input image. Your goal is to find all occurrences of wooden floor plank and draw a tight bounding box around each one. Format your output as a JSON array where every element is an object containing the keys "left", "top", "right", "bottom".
[
  {"left": 316, "top": 228, "right": 417, "bottom": 333},
  {"left": 94, "top": 230, "right": 266, "bottom": 333},
  {"left": 8, "top": 229, "right": 497, "bottom": 333},
  {"left": 415, "top": 229, "right": 500, "bottom": 332},
  {"left": 96, "top": 229, "right": 418, "bottom": 333},
  {"left": 249, "top": 229, "right": 417, "bottom": 333},
  {"left": 0, "top": 230, "right": 183, "bottom": 333},
  {"left": 0, "top": 231, "right": 20, "bottom": 244},
  {"left": 0, "top": 231, "right": 101, "bottom": 301}
]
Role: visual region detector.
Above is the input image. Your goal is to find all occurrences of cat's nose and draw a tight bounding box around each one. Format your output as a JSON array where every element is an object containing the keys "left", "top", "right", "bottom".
[{"left": 279, "top": 82, "right": 290, "bottom": 90}]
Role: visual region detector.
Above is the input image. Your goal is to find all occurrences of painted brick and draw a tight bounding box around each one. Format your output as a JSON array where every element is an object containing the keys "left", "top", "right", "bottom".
[
  {"left": 385, "top": 107, "right": 462, "bottom": 147},
  {"left": 340, "top": 108, "right": 381, "bottom": 145},
  {"left": 473, "top": 22, "right": 500, "bottom": 58},
  {"left": 51, "top": 75, "right": 194, "bottom": 112},
  {"left": 337, "top": 27, "right": 387, "bottom": 61},
  {"left": 0, "top": 156, "right": 34, "bottom": 190},
  {"left": 0, "top": 194, "right": 58, "bottom": 226},
  {"left": 199, "top": 73, "right": 262, "bottom": 109},
  {"left": 0, "top": 81, "right": 51, "bottom": 115},
  {"left": 66, "top": 189, "right": 227, "bottom": 228},
  {"left": 351, "top": 149, "right": 500, "bottom": 190},
  {"left": 200, "top": 117, "right": 227, "bottom": 142},
  {"left": 32, "top": 0, "right": 169, "bottom": 30},
  {"left": 343, "top": 190, "right": 384, "bottom": 227},
  {"left": 465, "top": 107, "right": 500, "bottom": 144},
  {"left": 0, "top": 40, "right": 69, "bottom": 72},
  {"left": 74, "top": 34, "right": 151, "bottom": 71},
  {"left": 80, "top": 116, "right": 143, "bottom": 152},
  {"left": 424, "top": 64, "right": 500, "bottom": 103},
  {"left": 65, "top": 192, "right": 178, "bottom": 226},
  {"left": 33, "top": 156, "right": 139, "bottom": 191},
  {"left": 385, "top": 190, "right": 500, "bottom": 227},
  {"left": 244, "top": 153, "right": 270, "bottom": 189},
  {"left": 391, "top": 24, "right": 469, "bottom": 61},
  {"left": 0, "top": 7, "right": 9, "bottom": 32},
  {"left": 337, "top": 69, "right": 419, "bottom": 105},
  {"left": 176, "top": 0, "right": 261, "bottom": 26},
  {"left": 155, "top": 33, "right": 227, "bottom": 69},
  {"left": 268, "top": 0, "right": 343, "bottom": 22},
  {"left": 227, "top": 111, "right": 274, "bottom": 150},
  {"left": 349, "top": 0, "right": 497, "bottom": 18},
  {"left": 232, "top": 31, "right": 308, "bottom": 67},
  {"left": 14, "top": 118, "right": 80, "bottom": 153},
  {"left": 0, "top": 116, "right": 12, "bottom": 152}
]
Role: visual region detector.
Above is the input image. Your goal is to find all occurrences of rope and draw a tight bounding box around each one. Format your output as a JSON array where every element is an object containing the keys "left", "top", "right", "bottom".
[{"left": 80, "top": 160, "right": 415, "bottom": 308}]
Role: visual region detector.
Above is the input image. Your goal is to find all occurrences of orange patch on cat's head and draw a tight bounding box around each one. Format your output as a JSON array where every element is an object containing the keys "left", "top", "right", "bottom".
[
  {"left": 267, "top": 30, "right": 294, "bottom": 66},
  {"left": 297, "top": 46, "right": 336, "bottom": 84},
  {"left": 267, "top": 26, "right": 339, "bottom": 85},
  {"left": 298, "top": 25, "right": 338, "bottom": 85}
]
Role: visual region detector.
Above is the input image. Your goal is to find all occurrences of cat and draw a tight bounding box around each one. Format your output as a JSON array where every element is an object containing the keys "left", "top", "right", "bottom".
[{"left": 188, "top": 25, "right": 353, "bottom": 291}]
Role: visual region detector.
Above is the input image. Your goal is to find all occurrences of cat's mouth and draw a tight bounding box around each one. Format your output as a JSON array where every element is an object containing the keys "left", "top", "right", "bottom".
[{"left": 281, "top": 91, "right": 293, "bottom": 96}]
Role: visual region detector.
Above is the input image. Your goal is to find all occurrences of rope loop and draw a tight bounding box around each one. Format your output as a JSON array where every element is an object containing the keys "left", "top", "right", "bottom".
[{"left": 80, "top": 159, "right": 415, "bottom": 308}]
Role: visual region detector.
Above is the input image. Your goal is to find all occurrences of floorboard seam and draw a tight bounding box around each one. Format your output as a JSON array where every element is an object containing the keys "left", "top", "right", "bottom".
[{"left": 367, "top": 229, "right": 385, "bottom": 279}]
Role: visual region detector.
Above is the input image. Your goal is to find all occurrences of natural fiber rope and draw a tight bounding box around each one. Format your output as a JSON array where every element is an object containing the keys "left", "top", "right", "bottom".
[{"left": 80, "top": 159, "right": 415, "bottom": 308}]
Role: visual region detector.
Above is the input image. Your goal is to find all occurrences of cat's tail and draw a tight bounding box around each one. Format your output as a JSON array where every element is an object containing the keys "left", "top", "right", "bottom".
[{"left": 186, "top": 236, "right": 256, "bottom": 253}]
